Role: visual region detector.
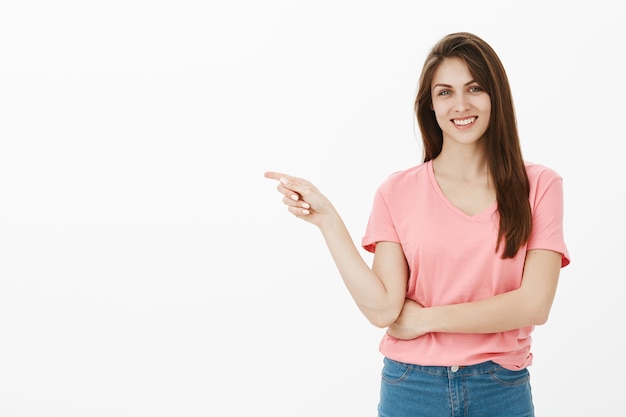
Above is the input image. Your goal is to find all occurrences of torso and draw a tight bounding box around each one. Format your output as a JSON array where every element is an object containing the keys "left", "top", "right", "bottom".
[{"left": 362, "top": 160, "right": 568, "bottom": 369}]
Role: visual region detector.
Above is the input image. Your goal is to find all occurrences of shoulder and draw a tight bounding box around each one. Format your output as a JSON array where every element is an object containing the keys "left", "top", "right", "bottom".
[
  {"left": 524, "top": 161, "right": 565, "bottom": 205},
  {"left": 525, "top": 161, "right": 563, "bottom": 187},
  {"left": 378, "top": 163, "right": 429, "bottom": 192}
]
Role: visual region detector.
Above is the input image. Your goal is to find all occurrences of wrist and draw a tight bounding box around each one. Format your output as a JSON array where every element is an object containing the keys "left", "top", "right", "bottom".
[
  {"left": 317, "top": 208, "right": 343, "bottom": 231},
  {"left": 419, "top": 306, "right": 438, "bottom": 334}
]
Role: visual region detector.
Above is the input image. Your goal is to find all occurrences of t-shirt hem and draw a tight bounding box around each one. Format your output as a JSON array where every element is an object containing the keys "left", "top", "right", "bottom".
[
  {"left": 527, "top": 241, "right": 570, "bottom": 267},
  {"left": 361, "top": 234, "right": 400, "bottom": 253}
]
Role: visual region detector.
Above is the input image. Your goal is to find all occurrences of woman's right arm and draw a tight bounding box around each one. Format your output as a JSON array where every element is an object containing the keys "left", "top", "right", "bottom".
[{"left": 264, "top": 171, "right": 408, "bottom": 328}]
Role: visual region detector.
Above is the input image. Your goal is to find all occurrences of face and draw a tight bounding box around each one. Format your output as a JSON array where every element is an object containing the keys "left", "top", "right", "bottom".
[{"left": 431, "top": 57, "right": 491, "bottom": 148}]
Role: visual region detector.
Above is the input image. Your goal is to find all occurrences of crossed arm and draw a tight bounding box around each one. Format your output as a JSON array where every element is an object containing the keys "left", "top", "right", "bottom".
[
  {"left": 387, "top": 248, "right": 562, "bottom": 339},
  {"left": 265, "top": 171, "right": 563, "bottom": 339}
]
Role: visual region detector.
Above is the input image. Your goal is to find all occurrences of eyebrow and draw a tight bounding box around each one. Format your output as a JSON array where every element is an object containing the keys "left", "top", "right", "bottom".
[{"left": 433, "top": 80, "right": 478, "bottom": 89}]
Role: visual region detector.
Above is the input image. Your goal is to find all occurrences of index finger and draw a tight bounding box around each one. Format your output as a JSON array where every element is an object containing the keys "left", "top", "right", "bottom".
[
  {"left": 263, "top": 171, "right": 289, "bottom": 182},
  {"left": 264, "top": 172, "right": 313, "bottom": 190},
  {"left": 264, "top": 171, "right": 305, "bottom": 186}
]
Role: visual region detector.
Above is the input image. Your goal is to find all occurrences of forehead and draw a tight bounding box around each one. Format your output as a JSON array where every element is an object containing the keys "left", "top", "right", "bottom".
[{"left": 431, "top": 57, "right": 473, "bottom": 87}]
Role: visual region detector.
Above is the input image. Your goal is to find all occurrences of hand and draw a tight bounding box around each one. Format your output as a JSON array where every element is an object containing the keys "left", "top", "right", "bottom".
[
  {"left": 386, "top": 299, "right": 427, "bottom": 340},
  {"left": 264, "top": 171, "right": 337, "bottom": 227}
]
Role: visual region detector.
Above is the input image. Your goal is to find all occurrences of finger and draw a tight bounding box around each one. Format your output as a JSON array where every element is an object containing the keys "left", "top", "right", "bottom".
[
  {"left": 264, "top": 171, "right": 288, "bottom": 181},
  {"left": 265, "top": 171, "right": 315, "bottom": 211},
  {"left": 264, "top": 171, "right": 303, "bottom": 184},
  {"left": 264, "top": 171, "right": 311, "bottom": 187},
  {"left": 276, "top": 183, "right": 302, "bottom": 202},
  {"left": 282, "top": 195, "right": 311, "bottom": 210},
  {"left": 265, "top": 172, "right": 304, "bottom": 198},
  {"left": 287, "top": 204, "right": 311, "bottom": 217},
  {"left": 276, "top": 176, "right": 315, "bottom": 199}
]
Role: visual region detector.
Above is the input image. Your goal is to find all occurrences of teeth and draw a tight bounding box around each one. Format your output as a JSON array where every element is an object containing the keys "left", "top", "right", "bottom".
[{"left": 453, "top": 117, "right": 475, "bottom": 126}]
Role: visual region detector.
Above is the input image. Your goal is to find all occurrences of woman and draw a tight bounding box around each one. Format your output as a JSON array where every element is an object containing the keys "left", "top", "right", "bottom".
[{"left": 265, "top": 32, "right": 569, "bottom": 416}]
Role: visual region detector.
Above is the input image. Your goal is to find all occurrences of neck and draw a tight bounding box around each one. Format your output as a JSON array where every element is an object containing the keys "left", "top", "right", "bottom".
[{"left": 432, "top": 144, "right": 489, "bottom": 182}]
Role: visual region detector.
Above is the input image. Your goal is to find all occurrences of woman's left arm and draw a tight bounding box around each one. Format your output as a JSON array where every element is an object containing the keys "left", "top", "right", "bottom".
[{"left": 387, "top": 249, "right": 563, "bottom": 340}]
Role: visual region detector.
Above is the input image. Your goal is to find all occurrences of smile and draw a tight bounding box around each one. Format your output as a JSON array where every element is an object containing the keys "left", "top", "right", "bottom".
[{"left": 452, "top": 117, "right": 476, "bottom": 126}]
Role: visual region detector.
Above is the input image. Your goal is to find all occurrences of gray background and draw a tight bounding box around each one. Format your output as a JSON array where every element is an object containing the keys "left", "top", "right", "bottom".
[{"left": 1, "top": 1, "right": 623, "bottom": 415}]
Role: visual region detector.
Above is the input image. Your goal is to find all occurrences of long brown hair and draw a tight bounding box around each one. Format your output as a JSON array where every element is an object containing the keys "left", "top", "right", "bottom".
[{"left": 415, "top": 32, "right": 531, "bottom": 259}]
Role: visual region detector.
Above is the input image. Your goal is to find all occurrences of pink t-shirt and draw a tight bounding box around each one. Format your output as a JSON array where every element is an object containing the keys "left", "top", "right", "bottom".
[{"left": 362, "top": 160, "right": 570, "bottom": 370}]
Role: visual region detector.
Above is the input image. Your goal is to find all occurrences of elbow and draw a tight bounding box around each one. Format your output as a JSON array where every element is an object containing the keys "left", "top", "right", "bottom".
[
  {"left": 358, "top": 294, "right": 406, "bottom": 328},
  {"left": 526, "top": 301, "right": 552, "bottom": 326},
  {"left": 531, "top": 309, "right": 551, "bottom": 326},
  {"left": 365, "top": 308, "right": 401, "bottom": 329},
  {"left": 519, "top": 286, "right": 555, "bottom": 326},
  {"left": 368, "top": 317, "right": 393, "bottom": 329}
]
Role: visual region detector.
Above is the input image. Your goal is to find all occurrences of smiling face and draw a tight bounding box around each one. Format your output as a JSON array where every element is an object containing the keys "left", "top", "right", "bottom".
[{"left": 431, "top": 57, "right": 491, "bottom": 149}]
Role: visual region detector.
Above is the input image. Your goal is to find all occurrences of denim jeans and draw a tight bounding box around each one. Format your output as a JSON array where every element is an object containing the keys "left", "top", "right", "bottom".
[{"left": 378, "top": 357, "right": 534, "bottom": 417}]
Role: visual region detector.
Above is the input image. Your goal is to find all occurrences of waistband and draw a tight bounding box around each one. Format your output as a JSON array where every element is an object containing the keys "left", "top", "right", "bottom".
[{"left": 383, "top": 357, "right": 523, "bottom": 377}]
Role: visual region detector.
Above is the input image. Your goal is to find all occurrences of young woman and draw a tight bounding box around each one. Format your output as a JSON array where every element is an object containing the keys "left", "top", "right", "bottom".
[{"left": 265, "top": 32, "right": 569, "bottom": 417}]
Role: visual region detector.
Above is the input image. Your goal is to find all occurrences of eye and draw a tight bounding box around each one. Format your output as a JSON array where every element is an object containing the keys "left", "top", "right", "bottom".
[
  {"left": 437, "top": 89, "right": 451, "bottom": 96},
  {"left": 468, "top": 85, "right": 483, "bottom": 93}
]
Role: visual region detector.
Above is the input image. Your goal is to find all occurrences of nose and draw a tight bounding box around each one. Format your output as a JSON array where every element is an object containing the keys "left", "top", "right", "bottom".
[{"left": 453, "top": 92, "right": 470, "bottom": 112}]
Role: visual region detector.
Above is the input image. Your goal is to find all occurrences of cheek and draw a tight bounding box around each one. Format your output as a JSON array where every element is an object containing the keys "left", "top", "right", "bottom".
[
  {"left": 433, "top": 112, "right": 448, "bottom": 129},
  {"left": 481, "top": 104, "right": 491, "bottom": 125},
  {"left": 478, "top": 97, "right": 491, "bottom": 114},
  {"left": 431, "top": 103, "right": 447, "bottom": 122}
]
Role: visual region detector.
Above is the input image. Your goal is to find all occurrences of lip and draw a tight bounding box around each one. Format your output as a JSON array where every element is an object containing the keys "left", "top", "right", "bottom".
[{"left": 451, "top": 116, "right": 477, "bottom": 128}]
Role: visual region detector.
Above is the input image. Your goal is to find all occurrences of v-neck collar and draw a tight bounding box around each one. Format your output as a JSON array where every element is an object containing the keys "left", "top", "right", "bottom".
[{"left": 426, "top": 160, "right": 497, "bottom": 221}]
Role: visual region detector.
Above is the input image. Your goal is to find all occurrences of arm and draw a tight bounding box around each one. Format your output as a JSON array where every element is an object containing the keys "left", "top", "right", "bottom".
[
  {"left": 264, "top": 171, "right": 408, "bottom": 327},
  {"left": 387, "top": 249, "right": 562, "bottom": 339}
]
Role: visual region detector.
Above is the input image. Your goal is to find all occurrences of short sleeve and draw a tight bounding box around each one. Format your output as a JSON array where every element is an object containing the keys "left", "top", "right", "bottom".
[
  {"left": 361, "top": 182, "right": 401, "bottom": 253},
  {"left": 527, "top": 174, "right": 570, "bottom": 267}
]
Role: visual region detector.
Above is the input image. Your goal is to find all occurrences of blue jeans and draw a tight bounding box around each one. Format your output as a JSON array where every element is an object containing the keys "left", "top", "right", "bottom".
[{"left": 378, "top": 357, "right": 534, "bottom": 417}]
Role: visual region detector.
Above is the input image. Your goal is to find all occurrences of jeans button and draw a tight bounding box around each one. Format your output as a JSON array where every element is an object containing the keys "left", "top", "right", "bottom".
[{"left": 451, "top": 365, "right": 460, "bottom": 372}]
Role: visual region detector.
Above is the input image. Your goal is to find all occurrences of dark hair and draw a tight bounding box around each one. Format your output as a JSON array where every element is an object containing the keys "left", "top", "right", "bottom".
[{"left": 415, "top": 32, "right": 531, "bottom": 259}]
